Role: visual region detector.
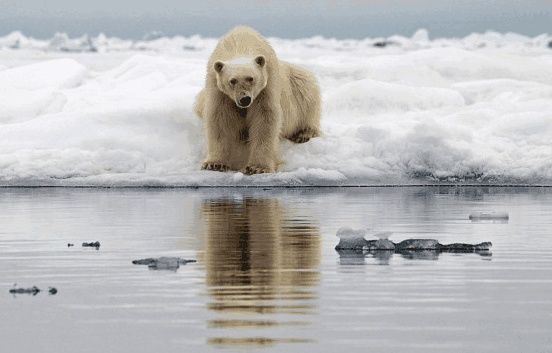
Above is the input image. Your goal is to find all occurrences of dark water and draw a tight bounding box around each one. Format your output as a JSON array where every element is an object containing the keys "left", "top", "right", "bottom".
[{"left": 1, "top": 187, "right": 551, "bottom": 353}]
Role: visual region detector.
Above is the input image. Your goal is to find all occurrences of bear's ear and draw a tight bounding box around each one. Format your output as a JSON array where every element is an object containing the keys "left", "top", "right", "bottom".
[
  {"left": 213, "top": 61, "right": 224, "bottom": 73},
  {"left": 254, "top": 55, "right": 266, "bottom": 68}
]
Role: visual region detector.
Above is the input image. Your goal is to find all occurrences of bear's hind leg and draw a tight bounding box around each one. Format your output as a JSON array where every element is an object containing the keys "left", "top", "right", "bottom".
[{"left": 285, "top": 64, "right": 321, "bottom": 144}]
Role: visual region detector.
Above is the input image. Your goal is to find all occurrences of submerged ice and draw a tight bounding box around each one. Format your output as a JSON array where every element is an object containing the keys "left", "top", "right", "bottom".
[{"left": 0, "top": 30, "right": 551, "bottom": 186}]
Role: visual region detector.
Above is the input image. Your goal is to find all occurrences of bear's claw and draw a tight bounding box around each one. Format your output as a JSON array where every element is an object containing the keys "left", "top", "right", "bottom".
[
  {"left": 242, "top": 165, "right": 271, "bottom": 175},
  {"left": 288, "top": 127, "right": 318, "bottom": 144},
  {"left": 202, "top": 162, "right": 229, "bottom": 172}
]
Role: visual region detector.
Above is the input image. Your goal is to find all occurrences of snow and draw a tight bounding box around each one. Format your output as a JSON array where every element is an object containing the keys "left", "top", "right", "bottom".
[{"left": 0, "top": 30, "right": 551, "bottom": 186}]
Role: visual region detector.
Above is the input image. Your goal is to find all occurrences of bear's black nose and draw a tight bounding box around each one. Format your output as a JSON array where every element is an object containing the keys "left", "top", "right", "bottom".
[{"left": 239, "top": 96, "right": 251, "bottom": 107}]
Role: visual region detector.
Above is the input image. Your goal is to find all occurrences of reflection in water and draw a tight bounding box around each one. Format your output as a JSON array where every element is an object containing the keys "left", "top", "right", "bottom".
[
  {"left": 338, "top": 247, "right": 491, "bottom": 265},
  {"left": 201, "top": 197, "right": 320, "bottom": 346},
  {"left": 470, "top": 219, "right": 509, "bottom": 224},
  {"left": 1, "top": 187, "right": 552, "bottom": 353}
]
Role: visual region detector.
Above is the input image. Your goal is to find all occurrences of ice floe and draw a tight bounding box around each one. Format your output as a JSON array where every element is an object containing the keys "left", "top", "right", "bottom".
[{"left": 0, "top": 30, "right": 551, "bottom": 186}]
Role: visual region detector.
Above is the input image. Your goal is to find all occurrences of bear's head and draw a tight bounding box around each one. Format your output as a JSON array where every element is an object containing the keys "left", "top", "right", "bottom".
[{"left": 213, "top": 55, "right": 267, "bottom": 109}]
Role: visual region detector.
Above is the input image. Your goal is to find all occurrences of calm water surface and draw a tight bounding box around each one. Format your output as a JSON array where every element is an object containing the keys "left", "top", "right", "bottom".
[{"left": 1, "top": 187, "right": 551, "bottom": 353}]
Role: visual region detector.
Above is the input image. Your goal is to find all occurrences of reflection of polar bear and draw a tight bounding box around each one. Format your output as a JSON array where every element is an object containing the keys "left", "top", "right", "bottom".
[
  {"left": 200, "top": 198, "right": 320, "bottom": 312},
  {"left": 194, "top": 26, "right": 321, "bottom": 174}
]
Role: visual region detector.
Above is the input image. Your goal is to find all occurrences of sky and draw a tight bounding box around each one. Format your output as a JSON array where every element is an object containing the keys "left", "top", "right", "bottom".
[{"left": 0, "top": 0, "right": 550, "bottom": 39}]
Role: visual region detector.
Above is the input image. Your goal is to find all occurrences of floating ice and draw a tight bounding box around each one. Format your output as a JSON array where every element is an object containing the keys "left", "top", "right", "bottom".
[
  {"left": 82, "top": 241, "right": 101, "bottom": 249},
  {"left": 132, "top": 257, "right": 196, "bottom": 271},
  {"left": 9, "top": 285, "right": 40, "bottom": 295},
  {"left": 0, "top": 30, "right": 551, "bottom": 186},
  {"left": 8, "top": 285, "right": 58, "bottom": 295},
  {"left": 395, "top": 239, "right": 440, "bottom": 251},
  {"left": 469, "top": 211, "right": 509, "bottom": 220},
  {"left": 369, "top": 239, "right": 396, "bottom": 251},
  {"left": 335, "top": 228, "right": 492, "bottom": 253},
  {"left": 335, "top": 227, "right": 368, "bottom": 250}
]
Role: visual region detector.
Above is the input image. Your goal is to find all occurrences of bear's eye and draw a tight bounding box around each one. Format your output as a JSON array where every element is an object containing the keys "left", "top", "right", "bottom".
[
  {"left": 245, "top": 77, "right": 254, "bottom": 83},
  {"left": 229, "top": 78, "right": 237, "bottom": 85}
]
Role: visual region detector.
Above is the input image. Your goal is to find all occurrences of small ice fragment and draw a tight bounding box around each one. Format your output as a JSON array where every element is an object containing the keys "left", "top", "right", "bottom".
[
  {"left": 82, "top": 241, "right": 100, "bottom": 249},
  {"left": 132, "top": 258, "right": 157, "bottom": 265},
  {"left": 442, "top": 242, "right": 492, "bottom": 252},
  {"left": 150, "top": 257, "right": 180, "bottom": 270},
  {"left": 335, "top": 227, "right": 368, "bottom": 250},
  {"left": 132, "top": 257, "right": 197, "bottom": 271},
  {"left": 469, "top": 211, "right": 509, "bottom": 220},
  {"left": 9, "top": 285, "right": 41, "bottom": 295},
  {"left": 9, "top": 285, "right": 58, "bottom": 296}
]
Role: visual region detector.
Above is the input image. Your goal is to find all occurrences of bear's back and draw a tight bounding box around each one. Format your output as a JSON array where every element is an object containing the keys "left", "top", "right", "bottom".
[{"left": 208, "top": 26, "right": 278, "bottom": 71}]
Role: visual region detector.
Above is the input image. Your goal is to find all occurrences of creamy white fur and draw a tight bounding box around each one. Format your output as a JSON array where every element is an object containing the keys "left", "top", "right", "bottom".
[{"left": 194, "top": 26, "right": 321, "bottom": 174}]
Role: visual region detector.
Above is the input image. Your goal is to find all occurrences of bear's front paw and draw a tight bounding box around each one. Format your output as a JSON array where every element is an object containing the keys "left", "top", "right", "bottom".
[
  {"left": 242, "top": 165, "right": 273, "bottom": 175},
  {"left": 202, "top": 161, "right": 230, "bottom": 172}
]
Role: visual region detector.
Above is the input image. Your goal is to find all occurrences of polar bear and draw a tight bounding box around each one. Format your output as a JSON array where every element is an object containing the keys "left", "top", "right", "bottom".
[{"left": 194, "top": 26, "right": 321, "bottom": 174}]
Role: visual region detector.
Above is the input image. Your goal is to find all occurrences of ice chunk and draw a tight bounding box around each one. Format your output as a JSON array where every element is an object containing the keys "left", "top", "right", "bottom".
[
  {"left": 395, "top": 239, "right": 440, "bottom": 251},
  {"left": 8, "top": 285, "right": 57, "bottom": 296},
  {"left": 48, "top": 33, "right": 97, "bottom": 52},
  {"left": 335, "top": 227, "right": 492, "bottom": 256},
  {"left": 469, "top": 211, "right": 509, "bottom": 220},
  {"left": 366, "top": 239, "right": 395, "bottom": 251},
  {"left": 9, "top": 285, "right": 40, "bottom": 295},
  {"left": 132, "top": 257, "right": 196, "bottom": 271},
  {"left": 412, "top": 28, "right": 430, "bottom": 42},
  {"left": 335, "top": 229, "right": 398, "bottom": 250},
  {"left": 82, "top": 241, "right": 100, "bottom": 249},
  {"left": 441, "top": 242, "right": 492, "bottom": 252},
  {"left": 335, "top": 227, "right": 367, "bottom": 250}
]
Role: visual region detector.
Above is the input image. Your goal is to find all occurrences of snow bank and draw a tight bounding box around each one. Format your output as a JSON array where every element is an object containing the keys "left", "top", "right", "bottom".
[{"left": 0, "top": 30, "right": 551, "bottom": 186}]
